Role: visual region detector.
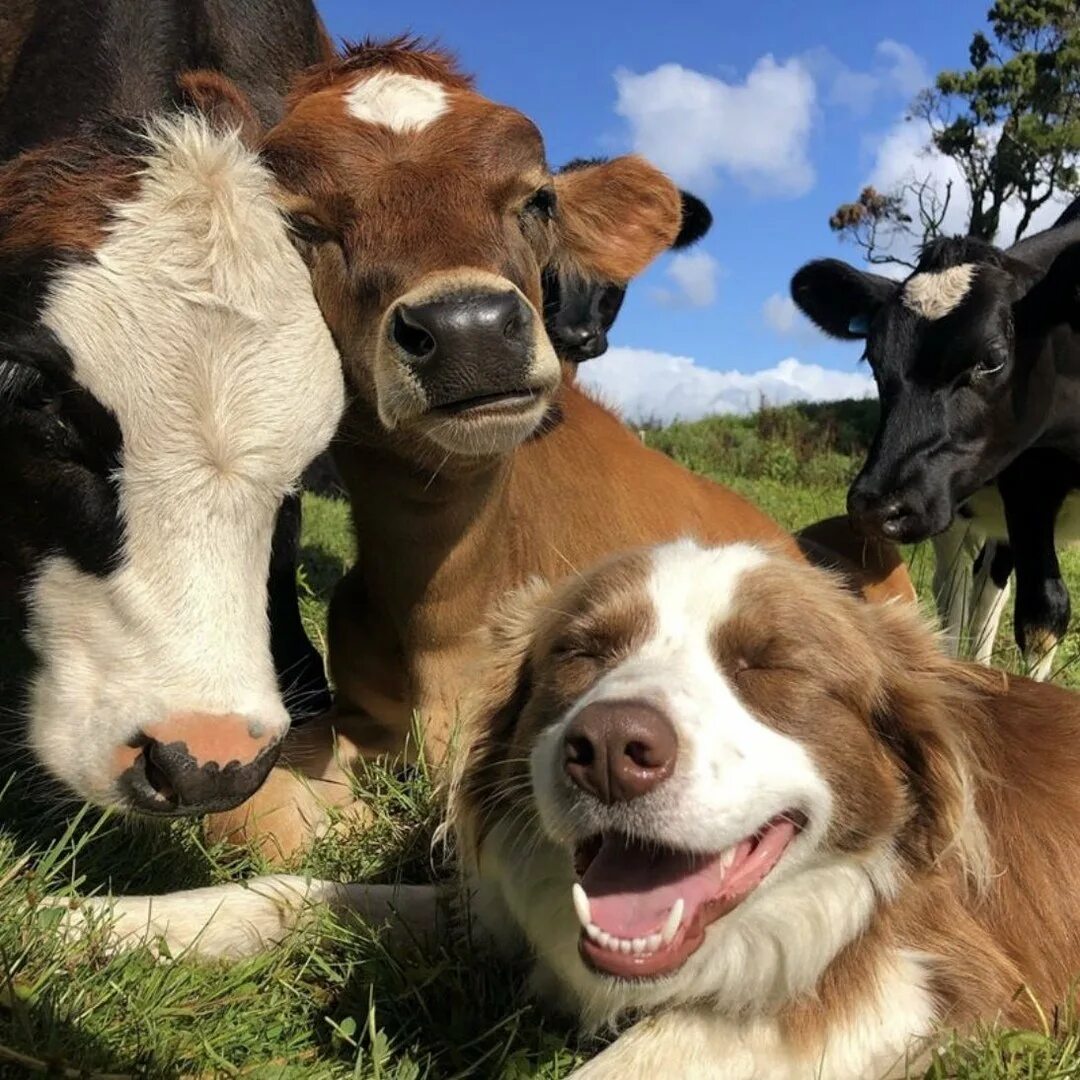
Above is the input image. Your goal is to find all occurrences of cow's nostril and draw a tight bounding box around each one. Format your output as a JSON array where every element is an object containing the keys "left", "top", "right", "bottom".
[
  {"left": 392, "top": 306, "right": 437, "bottom": 361},
  {"left": 142, "top": 748, "right": 176, "bottom": 801}
]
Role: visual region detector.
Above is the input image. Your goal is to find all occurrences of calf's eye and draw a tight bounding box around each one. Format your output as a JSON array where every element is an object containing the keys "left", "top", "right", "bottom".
[{"left": 523, "top": 186, "right": 557, "bottom": 221}]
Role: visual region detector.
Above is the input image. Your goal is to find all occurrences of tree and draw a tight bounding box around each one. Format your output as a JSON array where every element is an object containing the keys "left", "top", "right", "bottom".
[{"left": 830, "top": 0, "right": 1080, "bottom": 267}]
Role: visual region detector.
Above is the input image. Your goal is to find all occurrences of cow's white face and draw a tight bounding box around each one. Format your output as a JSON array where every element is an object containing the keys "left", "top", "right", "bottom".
[{"left": 0, "top": 114, "right": 344, "bottom": 814}]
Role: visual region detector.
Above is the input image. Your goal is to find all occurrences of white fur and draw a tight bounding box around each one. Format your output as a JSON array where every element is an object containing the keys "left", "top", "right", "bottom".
[
  {"left": 345, "top": 71, "right": 449, "bottom": 133},
  {"left": 902, "top": 264, "right": 976, "bottom": 320},
  {"left": 568, "top": 950, "right": 936, "bottom": 1080},
  {"left": 54, "top": 876, "right": 440, "bottom": 960},
  {"left": 27, "top": 115, "right": 344, "bottom": 805}
]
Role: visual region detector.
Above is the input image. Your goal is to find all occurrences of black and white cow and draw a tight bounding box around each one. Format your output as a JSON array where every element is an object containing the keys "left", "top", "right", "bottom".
[
  {"left": 791, "top": 209, "right": 1080, "bottom": 678},
  {"left": 0, "top": 2, "right": 344, "bottom": 815},
  {"left": 543, "top": 159, "right": 713, "bottom": 362}
]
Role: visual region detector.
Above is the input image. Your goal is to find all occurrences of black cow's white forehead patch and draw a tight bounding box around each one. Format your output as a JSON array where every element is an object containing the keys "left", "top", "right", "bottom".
[{"left": 901, "top": 264, "right": 976, "bottom": 321}]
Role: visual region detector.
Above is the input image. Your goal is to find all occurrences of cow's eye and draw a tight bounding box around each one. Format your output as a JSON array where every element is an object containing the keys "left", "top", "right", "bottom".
[
  {"left": 286, "top": 212, "right": 338, "bottom": 246},
  {"left": 523, "top": 186, "right": 557, "bottom": 221},
  {"left": 970, "top": 354, "right": 1006, "bottom": 382}
]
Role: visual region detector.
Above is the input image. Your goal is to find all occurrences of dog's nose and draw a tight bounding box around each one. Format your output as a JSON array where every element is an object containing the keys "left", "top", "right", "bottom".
[
  {"left": 563, "top": 700, "right": 677, "bottom": 803},
  {"left": 114, "top": 712, "right": 282, "bottom": 815},
  {"left": 391, "top": 292, "right": 532, "bottom": 368}
]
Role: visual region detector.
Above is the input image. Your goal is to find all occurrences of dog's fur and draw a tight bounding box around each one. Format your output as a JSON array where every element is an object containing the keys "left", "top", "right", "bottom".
[{"left": 58, "top": 540, "right": 1080, "bottom": 1077}]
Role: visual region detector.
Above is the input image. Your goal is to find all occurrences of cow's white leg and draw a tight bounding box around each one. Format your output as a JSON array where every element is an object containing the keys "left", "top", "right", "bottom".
[
  {"left": 931, "top": 523, "right": 976, "bottom": 657},
  {"left": 53, "top": 876, "right": 445, "bottom": 960},
  {"left": 968, "top": 539, "right": 1010, "bottom": 665},
  {"left": 1028, "top": 640, "right": 1060, "bottom": 682}
]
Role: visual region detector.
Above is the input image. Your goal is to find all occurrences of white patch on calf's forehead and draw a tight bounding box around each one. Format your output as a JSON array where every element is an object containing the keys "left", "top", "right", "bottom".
[
  {"left": 902, "top": 263, "right": 976, "bottom": 320},
  {"left": 344, "top": 71, "right": 449, "bottom": 133},
  {"left": 28, "top": 114, "right": 344, "bottom": 803}
]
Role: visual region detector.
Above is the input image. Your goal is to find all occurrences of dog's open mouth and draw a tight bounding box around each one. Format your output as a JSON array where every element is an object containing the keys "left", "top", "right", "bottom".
[{"left": 571, "top": 811, "right": 805, "bottom": 979}]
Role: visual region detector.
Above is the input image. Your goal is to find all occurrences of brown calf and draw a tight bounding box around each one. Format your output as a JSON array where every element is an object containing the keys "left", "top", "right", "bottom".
[{"left": 205, "top": 39, "right": 913, "bottom": 856}]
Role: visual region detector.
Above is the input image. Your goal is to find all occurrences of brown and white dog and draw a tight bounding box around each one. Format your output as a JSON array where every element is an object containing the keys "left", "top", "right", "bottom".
[{"left": 64, "top": 539, "right": 1080, "bottom": 1077}]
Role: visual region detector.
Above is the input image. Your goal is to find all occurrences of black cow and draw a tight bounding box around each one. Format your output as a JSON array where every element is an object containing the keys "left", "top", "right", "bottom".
[
  {"left": 791, "top": 203, "right": 1080, "bottom": 676},
  {"left": 0, "top": 0, "right": 340, "bottom": 815},
  {"left": 543, "top": 158, "right": 713, "bottom": 362}
]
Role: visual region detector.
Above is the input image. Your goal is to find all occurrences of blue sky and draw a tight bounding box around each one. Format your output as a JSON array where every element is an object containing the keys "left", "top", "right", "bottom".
[{"left": 317, "top": 0, "right": 1008, "bottom": 419}]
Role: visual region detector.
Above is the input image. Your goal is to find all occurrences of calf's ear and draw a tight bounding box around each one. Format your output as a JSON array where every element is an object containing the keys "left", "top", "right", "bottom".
[
  {"left": 790, "top": 258, "right": 899, "bottom": 340},
  {"left": 553, "top": 155, "right": 683, "bottom": 283},
  {"left": 176, "top": 71, "right": 263, "bottom": 149}
]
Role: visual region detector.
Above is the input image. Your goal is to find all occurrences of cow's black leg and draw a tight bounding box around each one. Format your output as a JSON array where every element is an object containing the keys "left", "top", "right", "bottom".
[
  {"left": 998, "top": 452, "right": 1075, "bottom": 680},
  {"left": 268, "top": 493, "right": 331, "bottom": 721}
]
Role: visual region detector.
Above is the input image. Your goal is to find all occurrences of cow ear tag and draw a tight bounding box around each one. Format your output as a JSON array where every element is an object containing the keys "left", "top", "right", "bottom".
[{"left": 847, "top": 313, "right": 870, "bottom": 335}]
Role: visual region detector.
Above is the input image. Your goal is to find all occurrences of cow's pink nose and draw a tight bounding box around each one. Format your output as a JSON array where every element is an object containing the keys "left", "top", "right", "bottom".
[{"left": 112, "top": 712, "right": 282, "bottom": 816}]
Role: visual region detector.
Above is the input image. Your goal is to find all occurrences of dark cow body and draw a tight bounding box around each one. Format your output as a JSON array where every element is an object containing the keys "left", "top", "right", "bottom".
[
  {"left": 0, "top": 0, "right": 339, "bottom": 813},
  {"left": 792, "top": 201, "right": 1080, "bottom": 672},
  {"left": 0, "top": 0, "right": 329, "bottom": 156}
]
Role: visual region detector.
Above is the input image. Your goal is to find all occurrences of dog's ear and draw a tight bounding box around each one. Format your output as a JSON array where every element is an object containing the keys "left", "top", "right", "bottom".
[
  {"left": 448, "top": 578, "right": 554, "bottom": 860},
  {"left": 471, "top": 577, "right": 554, "bottom": 745},
  {"left": 177, "top": 70, "right": 263, "bottom": 149},
  {"left": 862, "top": 600, "right": 993, "bottom": 890}
]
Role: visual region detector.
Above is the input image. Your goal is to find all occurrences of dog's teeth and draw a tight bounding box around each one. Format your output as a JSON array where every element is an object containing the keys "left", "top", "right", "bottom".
[
  {"left": 597, "top": 931, "right": 612, "bottom": 950},
  {"left": 631, "top": 937, "right": 646, "bottom": 954},
  {"left": 719, "top": 846, "right": 737, "bottom": 872},
  {"left": 619, "top": 938, "right": 632, "bottom": 954},
  {"left": 586, "top": 923, "right": 602, "bottom": 943},
  {"left": 661, "top": 898, "right": 684, "bottom": 945},
  {"left": 646, "top": 932, "right": 662, "bottom": 951},
  {"left": 572, "top": 883, "right": 592, "bottom": 928}
]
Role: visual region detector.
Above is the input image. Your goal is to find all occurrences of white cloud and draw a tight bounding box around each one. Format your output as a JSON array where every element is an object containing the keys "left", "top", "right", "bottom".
[
  {"left": 863, "top": 117, "right": 1072, "bottom": 260},
  {"left": 614, "top": 56, "right": 816, "bottom": 195},
  {"left": 876, "top": 40, "right": 930, "bottom": 99},
  {"left": 806, "top": 40, "right": 929, "bottom": 117},
  {"left": 577, "top": 348, "right": 875, "bottom": 424},
  {"left": 762, "top": 293, "right": 798, "bottom": 334},
  {"left": 652, "top": 250, "right": 721, "bottom": 308}
]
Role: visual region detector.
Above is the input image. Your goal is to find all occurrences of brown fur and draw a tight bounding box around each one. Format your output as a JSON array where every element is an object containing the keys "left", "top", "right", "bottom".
[
  {"left": 457, "top": 545, "right": 1080, "bottom": 1063},
  {"left": 0, "top": 0, "right": 35, "bottom": 104},
  {"left": 553, "top": 155, "right": 682, "bottom": 283},
  {"left": 0, "top": 133, "right": 140, "bottom": 258},
  {"left": 177, "top": 70, "right": 263, "bottom": 148}
]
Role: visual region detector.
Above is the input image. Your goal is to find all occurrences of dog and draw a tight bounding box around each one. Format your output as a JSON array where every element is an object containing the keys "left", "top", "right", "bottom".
[{"left": 55, "top": 539, "right": 1080, "bottom": 1077}]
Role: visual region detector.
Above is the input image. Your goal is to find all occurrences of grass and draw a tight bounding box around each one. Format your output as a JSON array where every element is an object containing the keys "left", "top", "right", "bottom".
[{"left": 1, "top": 400, "right": 1080, "bottom": 1077}]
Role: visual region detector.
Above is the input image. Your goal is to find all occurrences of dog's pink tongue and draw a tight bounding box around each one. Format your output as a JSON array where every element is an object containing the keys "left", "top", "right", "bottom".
[{"left": 581, "top": 834, "right": 747, "bottom": 939}]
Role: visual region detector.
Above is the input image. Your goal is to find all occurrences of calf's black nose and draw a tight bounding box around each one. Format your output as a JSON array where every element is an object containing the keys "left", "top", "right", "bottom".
[{"left": 392, "top": 292, "right": 532, "bottom": 368}]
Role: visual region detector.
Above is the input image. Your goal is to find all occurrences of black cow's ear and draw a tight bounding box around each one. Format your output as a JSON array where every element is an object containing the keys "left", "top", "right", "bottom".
[
  {"left": 672, "top": 192, "right": 712, "bottom": 249},
  {"left": 790, "top": 259, "right": 899, "bottom": 341},
  {"left": 1010, "top": 243, "right": 1080, "bottom": 330}
]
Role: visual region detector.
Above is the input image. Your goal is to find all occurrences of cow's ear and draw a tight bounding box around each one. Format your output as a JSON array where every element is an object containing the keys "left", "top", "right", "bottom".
[
  {"left": 1009, "top": 243, "right": 1080, "bottom": 331},
  {"left": 553, "top": 155, "right": 682, "bottom": 283},
  {"left": 672, "top": 191, "right": 712, "bottom": 249},
  {"left": 177, "top": 70, "right": 263, "bottom": 149},
  {"left": 790, "top": 258, "right": 900, "bottom": 341}
]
